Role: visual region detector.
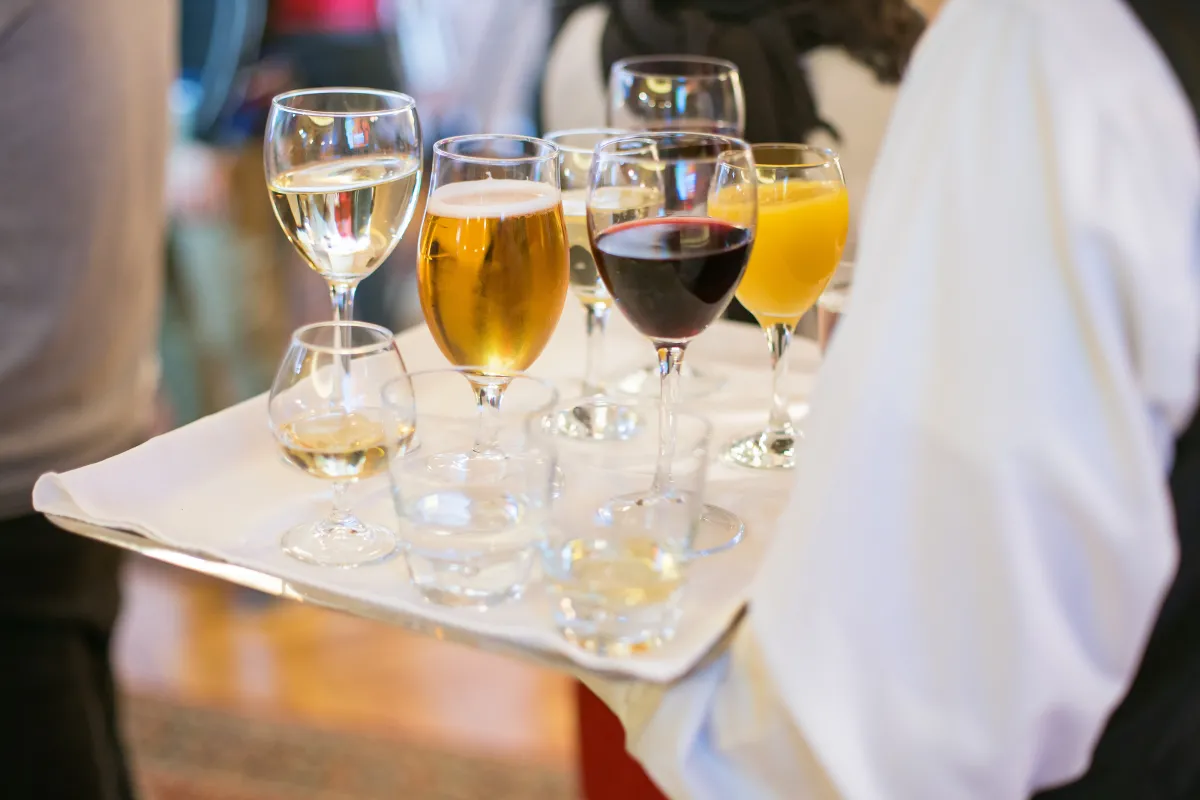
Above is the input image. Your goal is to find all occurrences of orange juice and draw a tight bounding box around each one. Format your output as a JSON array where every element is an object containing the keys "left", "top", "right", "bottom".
[{"left": 715, "top": 179, "right": 848, "bottom": 328}]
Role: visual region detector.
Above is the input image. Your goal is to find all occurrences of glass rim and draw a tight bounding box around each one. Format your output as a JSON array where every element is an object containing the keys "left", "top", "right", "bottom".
[
  {"left": 290, "top": 321, "right": 396, "bottom": 355},
  {"left": 611, "top": 54, "right": 740, "bottom": 79},
  {"left": 270, "top": 87, "right": 417, "bottom": 117},
  {"left": 543, "top": 127, "right": 629, "bottom": 154},
  {"left": 752, "top": 142, "right": 840, "bottom": 169},
  {"left": 433, "top": 134, "right": 559, "bottom": 166},
  {"left": 593, "top": 131, "right": 753, "bottom": 162}
]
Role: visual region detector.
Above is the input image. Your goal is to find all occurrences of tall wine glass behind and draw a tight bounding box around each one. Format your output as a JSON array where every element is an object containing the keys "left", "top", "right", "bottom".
[
  {"left": 589, "top": 132, "right": 757, "bottom": 556},
  {"left": 416, "top": 134, "right": 569, "bottom": 462},
  {"left": 606, "top": 56, "right": 746, "bottom": 401},
  {"left": 269, "top": 321, "right": 412, "bottom": 567},
  {"left": 607, "top": 55, "right": 745, "bottom": 136},
  {"left": 265, "top": 88, "right": 422, "bottom": 324},
  {"left": 546, "top": 128, "right": 658, "bottom": 441},
  {"left": 714, "top": 144, "right": 848, "bottom": 469}
]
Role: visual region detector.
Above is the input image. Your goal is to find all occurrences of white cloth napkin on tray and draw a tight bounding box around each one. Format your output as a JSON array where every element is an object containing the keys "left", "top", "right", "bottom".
[{"left": 33, "top": 310, "right": 819, "bottom": 682}]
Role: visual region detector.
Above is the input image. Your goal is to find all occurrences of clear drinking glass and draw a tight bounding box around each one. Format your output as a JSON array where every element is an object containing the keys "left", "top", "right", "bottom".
[
  {"left": 607, "top": 56, "right": 746, "bottom": 401},
  {"left": 265, "top": 88, "right": 422, "bottom": 323},
  {"left": 718, "top": 144, "right": 848, "bottom": 469},
  {"left": 416, "top": 134, "right": 569, "bottom": 458},
  {"left": 545, "top": 127, "right": 651, "bottom": 441},
  {"left": 269, "top": 321, "right": 411, "bottom": 567},
  {"left": 588, "top": 132, "right": 756, "bottom": 554},
  {"left": 539, "top": 402, "right": 711, "bottom": 655},
  {"left": 818, "top": 260, "right": 855, "bottom": 355},
  {"left": 382, "top": 369, "right": 559, "bottom": 607}
]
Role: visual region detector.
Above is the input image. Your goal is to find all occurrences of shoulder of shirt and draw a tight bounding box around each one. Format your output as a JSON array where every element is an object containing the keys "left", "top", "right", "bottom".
[{"left": 1008, "top": 0, "right": 1199, "bottom": 153}]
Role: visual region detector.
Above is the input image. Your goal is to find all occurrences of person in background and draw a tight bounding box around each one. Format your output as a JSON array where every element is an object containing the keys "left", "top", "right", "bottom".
[
  {"left": 541, "top": 0, "right": 925, "bottom": 323},
  {"left": 0, "top": 0, "right": 174, "bottom": 797},
  {"left": 585, "top": 0, "right": 1200, "bottom": 797}
]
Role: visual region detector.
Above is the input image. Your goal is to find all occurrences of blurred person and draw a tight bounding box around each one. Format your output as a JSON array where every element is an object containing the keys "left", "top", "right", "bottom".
[
  {"left": 580, "top": 0, "right": 1200, "bottom": 798},
  {"left": 0, "top": 0, "right": 174, "bottom": 797},
  {"left": 542, "top": 0, "right": 925, "bottom": 260}
]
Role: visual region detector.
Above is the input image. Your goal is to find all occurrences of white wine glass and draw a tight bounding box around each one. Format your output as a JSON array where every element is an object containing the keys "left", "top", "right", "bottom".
[
  {"left": 606, "top": 57, "right": 746, "bottom": 401},
  {"left": 269, "top": 321, "right": 412, "bottom": 567},
  {"left": 265, "top": 88, "right": 422, "bottom": 324},
  {"left": 545, "top": 127, "right": 650, "bottom": 441}
]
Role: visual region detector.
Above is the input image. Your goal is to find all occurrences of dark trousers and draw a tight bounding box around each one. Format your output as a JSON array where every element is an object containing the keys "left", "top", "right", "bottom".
[{"left": 0, "top": 514, "right": 134, "bottom": 800}]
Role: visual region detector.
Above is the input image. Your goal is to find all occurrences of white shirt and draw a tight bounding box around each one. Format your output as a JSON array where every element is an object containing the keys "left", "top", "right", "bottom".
[{"left": 593, "top": 0, "right": 1200, "bottom": 797}]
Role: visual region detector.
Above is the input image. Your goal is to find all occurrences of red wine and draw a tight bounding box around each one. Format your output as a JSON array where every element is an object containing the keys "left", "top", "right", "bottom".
[{"left": 593, "top": 218, "right": 751, "bottom": 342}]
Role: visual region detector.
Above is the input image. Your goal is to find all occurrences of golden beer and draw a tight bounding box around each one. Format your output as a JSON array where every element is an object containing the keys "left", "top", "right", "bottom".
[{"left": 418, "top": 179, "right": 569, "bottom": 371}]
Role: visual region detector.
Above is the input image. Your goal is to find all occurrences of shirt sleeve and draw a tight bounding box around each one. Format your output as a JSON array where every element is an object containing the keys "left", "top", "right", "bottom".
[{"left": 599, "top": 1, "right": 1200, "bottom": 797}]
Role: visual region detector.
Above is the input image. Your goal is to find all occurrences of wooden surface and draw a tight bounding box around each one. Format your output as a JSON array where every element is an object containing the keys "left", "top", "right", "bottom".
[{"left": 115, "top": 557, "right": 577, "bottom": 768}]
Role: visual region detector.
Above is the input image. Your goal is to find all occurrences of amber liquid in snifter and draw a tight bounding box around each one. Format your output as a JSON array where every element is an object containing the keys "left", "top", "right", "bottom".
[{"left": 418, "top": 179, "right": 569, "bottom": 372}]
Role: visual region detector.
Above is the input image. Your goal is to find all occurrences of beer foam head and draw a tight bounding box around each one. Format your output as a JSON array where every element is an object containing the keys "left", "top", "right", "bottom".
[{"left": 428, "top": 179, "right": 561, "bottom": 219}]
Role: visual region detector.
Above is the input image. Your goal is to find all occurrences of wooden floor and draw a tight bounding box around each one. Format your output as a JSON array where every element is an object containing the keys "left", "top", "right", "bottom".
[{"left": 114, "top": 557, "right": 578, "bottom": 769}]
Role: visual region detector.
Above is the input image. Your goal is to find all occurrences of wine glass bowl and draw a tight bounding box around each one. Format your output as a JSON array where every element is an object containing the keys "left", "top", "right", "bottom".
[
  {"left": 608, "top": 55, "right": 745, "bottom": 136},
  {"left": 265, "top": 88, "right": 422, "bottom": 323},
  {"left": 268, "top": 321, "right": 411, "bottom": 567}
]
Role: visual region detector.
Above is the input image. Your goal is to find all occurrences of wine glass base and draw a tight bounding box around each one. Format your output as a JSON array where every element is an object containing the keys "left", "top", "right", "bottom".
[
  {"left": 281, "top": 518, "right": 397, "bottom": 567},
  {"left": 600, "top": 493, "right": 744, "bottom": 558},
  {"left": 550, "top": 397, "right": 642, "bottom": 441},
  {"left": 613, "top": 363, "right": 726, "bottom": 401},
  {"left": 692, "top": 504, "right": 745, "bottom": 557},
  {"left": 723, "top": 429, "right": 798, "bottom": 470}
]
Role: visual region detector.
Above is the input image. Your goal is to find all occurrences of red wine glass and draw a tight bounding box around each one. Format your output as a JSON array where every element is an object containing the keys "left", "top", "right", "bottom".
[{"left": 587, "top": 132, "right": 757, "bottom": 555}]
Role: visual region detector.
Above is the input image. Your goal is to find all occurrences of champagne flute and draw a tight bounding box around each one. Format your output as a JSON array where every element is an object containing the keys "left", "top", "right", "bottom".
[
  {"left": 269, "top": 321, "right": 411, "bottom": 567},
  {"left": 607, "top": 56, "right": 746, "bottom": 401},
  {"left": 715, "top": 144, "right": 848, "bottom": 469},
  {"left": 546, "top": 128, "right": 655, "bottom": 440},
  {"left": 588, "top": 132, "right": 756, "bottom": 555},
  {"left": 265, "top": 88, "right": 422, "bottom": 324},
  {"left": 416, "top": 134, "right": 569, "bottom": 459}
]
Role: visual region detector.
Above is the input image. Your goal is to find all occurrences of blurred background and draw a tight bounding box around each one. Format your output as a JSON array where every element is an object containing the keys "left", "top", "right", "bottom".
[{"left": 122, "top": 0, "right": 940, "bottom": 797}]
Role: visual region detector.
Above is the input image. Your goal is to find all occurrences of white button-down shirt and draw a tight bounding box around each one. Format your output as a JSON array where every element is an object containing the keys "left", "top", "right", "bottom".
[{"left": 596, "top": 0, "right": 1200, "bottom": 797}]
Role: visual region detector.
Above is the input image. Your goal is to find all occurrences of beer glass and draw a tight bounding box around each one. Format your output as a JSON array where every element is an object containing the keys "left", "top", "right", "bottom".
[
  {"left": 417, "top": 134, "right": 569, "bottom": 458},
  {"left": 265, "top": 89, "right": 422, "bottom": 323}
]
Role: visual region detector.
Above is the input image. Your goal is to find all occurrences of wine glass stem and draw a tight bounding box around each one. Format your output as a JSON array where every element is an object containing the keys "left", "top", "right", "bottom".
[
  {"left": 326, "top": 481, "right": 353, "bottom": 527},
  {"left": 473, "top": 381, "right": 506, "bottom": 456},
  {"left": 582, "top": 303, "right": 611, "bottom": 397},
  {"left": 766, "top": 323, "right": 795, "bottom": 435},
  {"left": 330, "top": 282, "right": 356, "bottom": 323},
  {"left": 329, "top": 282, "right": 357, "bottom": 402},
  {"left": 651, "top": 344, "right": 685, "bottom": 492}
]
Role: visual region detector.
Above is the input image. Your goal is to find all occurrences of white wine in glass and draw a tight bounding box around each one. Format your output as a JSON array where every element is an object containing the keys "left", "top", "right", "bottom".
[
  {"left": 269, "top": 155, "right": 421, "bottom": 286},
  {"left": 269, "top": 321, "right": 413, "bottom": 567},
  {"left": 265, "top": 89, "right": 422, "bottom": 323}
]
